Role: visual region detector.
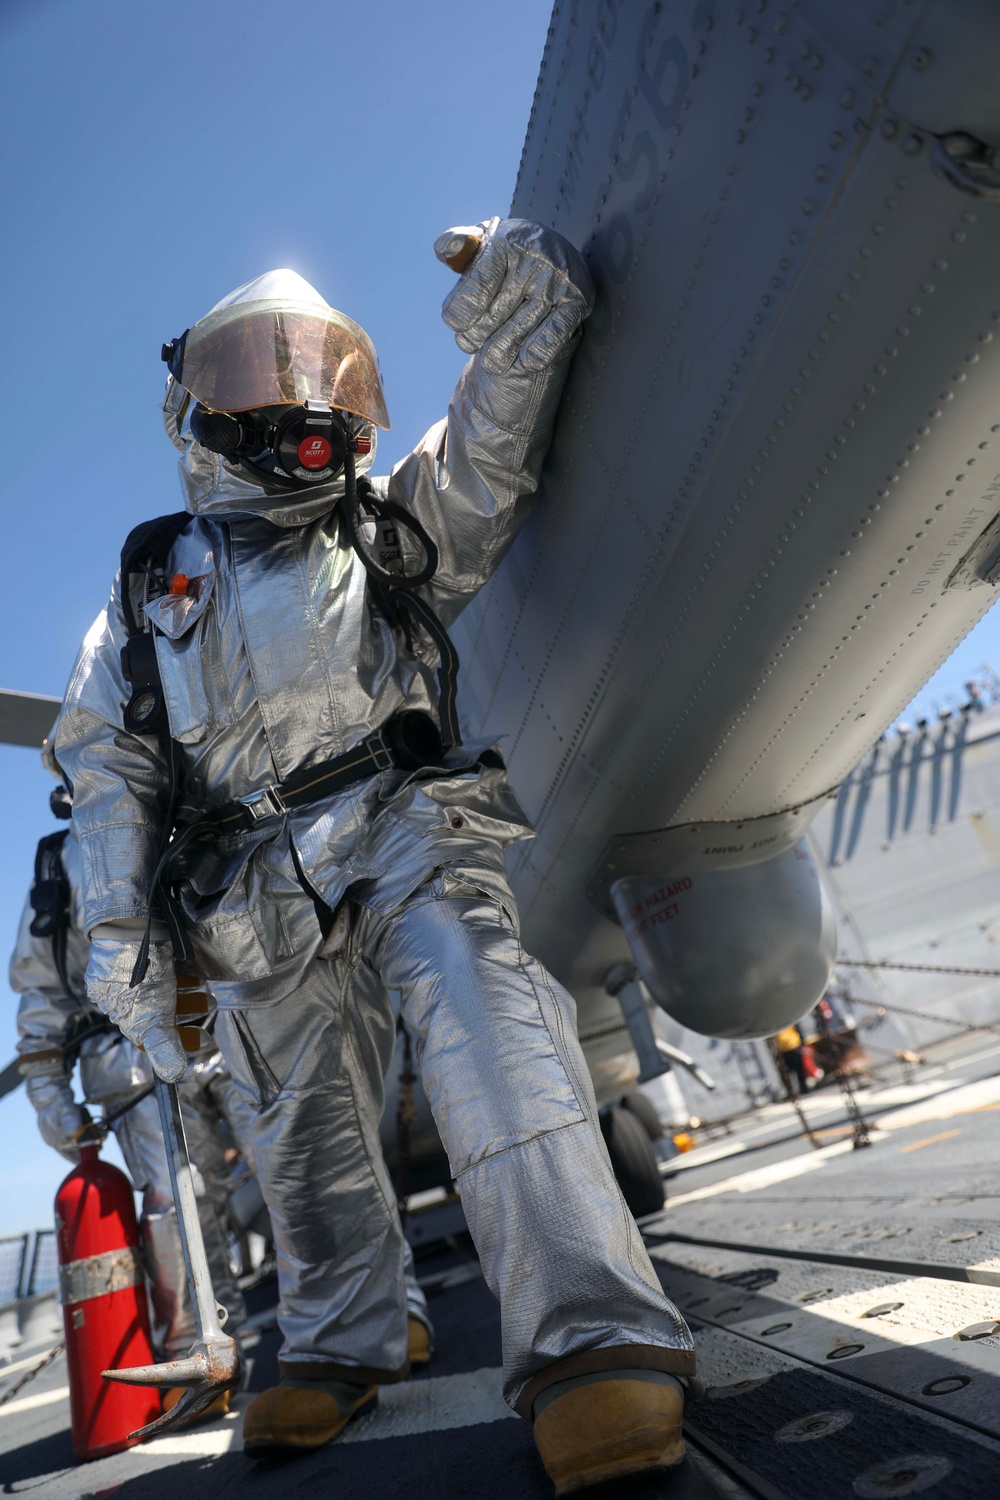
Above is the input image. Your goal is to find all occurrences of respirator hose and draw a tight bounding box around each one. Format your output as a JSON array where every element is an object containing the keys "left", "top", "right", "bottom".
[{"left": 342, "top": 444, "right": 438, "bottom": 590}]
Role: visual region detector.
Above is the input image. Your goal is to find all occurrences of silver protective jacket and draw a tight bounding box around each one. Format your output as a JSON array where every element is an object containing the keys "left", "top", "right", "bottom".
[{"left": 55, "top": 222, "right": 594, "bottom": 1008}]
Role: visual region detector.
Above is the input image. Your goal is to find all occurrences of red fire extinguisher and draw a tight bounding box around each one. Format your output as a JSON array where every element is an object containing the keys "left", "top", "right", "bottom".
[{"left": 55, "top": 1143, "right": 161, "bottom": 1460}]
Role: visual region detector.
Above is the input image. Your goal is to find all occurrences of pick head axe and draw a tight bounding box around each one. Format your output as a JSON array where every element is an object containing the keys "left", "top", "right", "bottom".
[{"left": 101, "top": 976, "right": 241, "bottom": 1438}]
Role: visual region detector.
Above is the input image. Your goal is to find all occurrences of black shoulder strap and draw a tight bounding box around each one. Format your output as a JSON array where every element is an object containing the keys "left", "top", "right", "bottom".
[
  {"left": 117, "top": 513, "right": 198, "bottom": 980},
  {"left": 120, "top": 511, "right": 192, "bottom": 636},
  {"left": 119, "top": 511, "right": 192, "bottom": 735},
  {"left": 29, "top": 829, "right": 79, "bottom": 1002},
  {"left": 31, "top": 829, "right": 69, "bottom": 914}
]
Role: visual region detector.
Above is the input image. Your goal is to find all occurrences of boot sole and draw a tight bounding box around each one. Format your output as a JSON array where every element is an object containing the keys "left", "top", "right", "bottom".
[
  {"left": 553, "top": 1435, "right": 686, "bottom": 1496},
  {"left": 243, "top": 1389, "right": 379, "bottom": 1460}
]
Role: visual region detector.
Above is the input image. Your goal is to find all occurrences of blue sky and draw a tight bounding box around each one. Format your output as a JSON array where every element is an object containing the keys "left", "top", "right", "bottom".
[{"left": 1, "top": 0, "right": 999, "bottom": 1235}]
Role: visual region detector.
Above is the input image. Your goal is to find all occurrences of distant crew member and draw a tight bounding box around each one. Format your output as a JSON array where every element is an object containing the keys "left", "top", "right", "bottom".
[
  {"left": 55, "top": 219, "right": 694, "bottom": 1493},
  {"left": 773, "top": 1024, "right": 809, "bottom": 1095}
]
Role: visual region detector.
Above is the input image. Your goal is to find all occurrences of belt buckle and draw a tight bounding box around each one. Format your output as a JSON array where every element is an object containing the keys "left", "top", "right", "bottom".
[
  {"left": 367, "top": 728, "right": 394, "bottom": 772},
  {"left": 239, "top": 785, "right": 288, "bottom": 822}
]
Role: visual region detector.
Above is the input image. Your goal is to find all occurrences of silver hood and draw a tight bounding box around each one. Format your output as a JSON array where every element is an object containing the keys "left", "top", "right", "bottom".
[{"left": 162, "top": 268, "right": 377, "bottom": 529}]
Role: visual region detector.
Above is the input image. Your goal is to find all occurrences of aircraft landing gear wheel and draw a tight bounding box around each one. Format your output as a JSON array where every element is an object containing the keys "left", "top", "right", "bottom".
[
  {"left": 620, "top": 1089, "right": 664, "bottom": 1141},
  {"left": 600, "top": 1104, "right": 666, "bottom": 1218}
]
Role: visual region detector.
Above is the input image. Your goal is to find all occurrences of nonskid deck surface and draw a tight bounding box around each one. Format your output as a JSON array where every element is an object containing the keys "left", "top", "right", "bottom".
[
  {"left": 5, "top": 1041, "right": 1000, "bottom": 1499},
  {"left": 0, "top": 1256, "right": 745, "bottom": 1500}
]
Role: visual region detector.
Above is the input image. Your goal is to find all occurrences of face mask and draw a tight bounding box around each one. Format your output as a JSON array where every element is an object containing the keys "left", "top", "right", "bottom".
[{"left": 189, "top": 400, "right": 371, "bottom": 490}]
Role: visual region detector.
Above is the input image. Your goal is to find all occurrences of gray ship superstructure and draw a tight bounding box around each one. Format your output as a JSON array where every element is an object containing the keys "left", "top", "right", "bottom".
[{"left": 814, "top": 690, "right": 1000, "bottom": 1051}]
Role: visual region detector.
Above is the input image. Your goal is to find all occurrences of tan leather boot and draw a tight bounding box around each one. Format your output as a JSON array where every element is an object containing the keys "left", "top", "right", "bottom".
[
  {"left": 242, "top": 1380, "right": 377, "bottom": 1459},
  {"left": 533, "top": 1378, "right": 685, "bottom": 1495},
  {"left": 407, "top": 1315, "right": 433, "bottom": 1366}
]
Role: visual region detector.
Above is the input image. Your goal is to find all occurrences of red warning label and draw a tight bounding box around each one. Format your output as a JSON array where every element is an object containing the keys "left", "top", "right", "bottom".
[
  {"left": 298, "top": 435, "right": 332, "bottom": 469},
  {"left": 622, "top": 877, "right": 693, "bottom": 939}
]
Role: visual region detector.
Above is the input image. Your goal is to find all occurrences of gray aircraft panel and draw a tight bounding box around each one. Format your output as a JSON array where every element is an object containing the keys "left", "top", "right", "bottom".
[{"left": 452, "top": 0, "right": 1000, "bottom": 1048}]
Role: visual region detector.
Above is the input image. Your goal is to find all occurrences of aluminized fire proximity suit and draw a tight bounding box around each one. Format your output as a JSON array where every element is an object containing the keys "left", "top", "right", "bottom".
[
  {"left": 9, "top": 822, "right": 248, "bottom": 1358},
  {"left": 54, "top": 221, "right": 694, "bottom": 1415}
]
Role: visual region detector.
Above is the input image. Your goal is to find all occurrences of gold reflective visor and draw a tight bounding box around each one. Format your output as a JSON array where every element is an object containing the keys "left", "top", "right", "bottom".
[{"left": 177, "top": 299, "right": 389, "bottom": 428}]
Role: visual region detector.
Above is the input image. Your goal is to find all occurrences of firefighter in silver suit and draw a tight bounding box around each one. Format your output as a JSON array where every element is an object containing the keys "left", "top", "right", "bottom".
[
  {"left": 9, "top": 807, "right": 248, "bottom": 1373},
  {"left": 54, "top": 219, "right": 694, "bottom": 1492}
]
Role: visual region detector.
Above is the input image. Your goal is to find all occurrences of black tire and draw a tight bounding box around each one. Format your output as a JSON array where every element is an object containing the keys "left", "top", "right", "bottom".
[
  {"left": 620, "top": 1088, "right": 665, "bottom": 1141},
  {"left": 601, "top": 1105, "right": 666, "bottom": 1218}
]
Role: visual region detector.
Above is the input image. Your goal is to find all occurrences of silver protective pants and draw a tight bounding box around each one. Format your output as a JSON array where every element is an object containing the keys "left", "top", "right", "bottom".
[
  {"left": 215, "top": 872, "right": 692, "bottom": 1412},
  {"left": 88, "top": 1049, "right": 248, "bottom": 1359}
]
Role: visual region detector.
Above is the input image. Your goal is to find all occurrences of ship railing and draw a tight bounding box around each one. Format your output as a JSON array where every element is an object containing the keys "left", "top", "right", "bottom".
[{"left": 0, "top": 1229, "right": 61, "bottom": 1364}]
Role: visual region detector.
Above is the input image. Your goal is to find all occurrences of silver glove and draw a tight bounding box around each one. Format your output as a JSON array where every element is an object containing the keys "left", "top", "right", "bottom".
[
  {"left": 437, "top": 217, "right": 595, "bottom": 376},
  {"left": 26, "top": 1072, "right": 89, "bottom": 1163},
  {"left": 85, "top": 934, "right": 187, "bottom": 1083}
]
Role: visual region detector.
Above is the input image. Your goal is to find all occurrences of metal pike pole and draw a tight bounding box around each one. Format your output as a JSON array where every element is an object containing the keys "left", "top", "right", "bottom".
[{"left": 101, "top": 1076, "right": 241, "bottom": 1439}]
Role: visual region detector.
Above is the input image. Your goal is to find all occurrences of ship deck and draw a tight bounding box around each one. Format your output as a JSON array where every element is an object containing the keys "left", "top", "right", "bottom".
[{"left": 5, "top": 1034, "right": 1000, "bottom": 1499}]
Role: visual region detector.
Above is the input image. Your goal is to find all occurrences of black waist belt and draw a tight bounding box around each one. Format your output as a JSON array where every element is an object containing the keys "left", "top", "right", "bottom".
[{"left": 176, "top": 715, "right": 501, "bottom": 837}]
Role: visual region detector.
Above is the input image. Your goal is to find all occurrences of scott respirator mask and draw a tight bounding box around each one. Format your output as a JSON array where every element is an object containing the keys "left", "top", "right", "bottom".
[
  {"left": 184, "top": 398, "right": 372, "bottom": 489},
  {"left": 161, "top": 274, "right": 389, "bottom": 490}
]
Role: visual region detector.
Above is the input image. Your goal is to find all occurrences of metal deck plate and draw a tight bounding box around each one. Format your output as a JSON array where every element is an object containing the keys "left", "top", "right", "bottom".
[{"left": 690, "top": 1360, "right": 1000, "bottom": 1500}]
